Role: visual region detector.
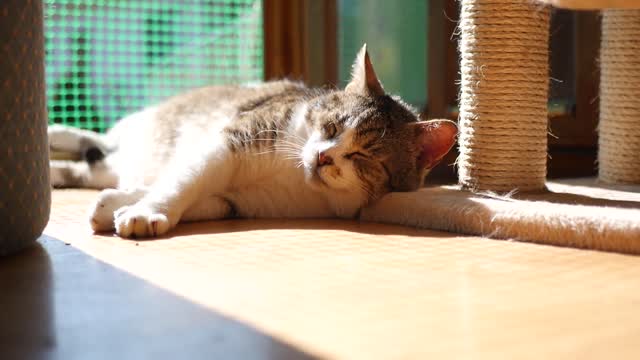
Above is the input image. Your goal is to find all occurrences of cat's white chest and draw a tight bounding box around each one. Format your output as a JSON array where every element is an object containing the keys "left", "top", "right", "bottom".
[{"left": 222, "top": 157, "right": 334, "bottom": 218}]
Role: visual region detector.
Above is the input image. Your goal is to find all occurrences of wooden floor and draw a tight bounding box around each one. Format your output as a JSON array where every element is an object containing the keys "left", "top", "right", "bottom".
[{"left": 3, "top": 189, "right": 640, "bottom": 359}]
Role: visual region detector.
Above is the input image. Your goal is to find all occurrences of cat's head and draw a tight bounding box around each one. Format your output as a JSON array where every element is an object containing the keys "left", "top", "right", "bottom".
[{"left": 301, "top": 44, "right": 457, "bottom": 205}]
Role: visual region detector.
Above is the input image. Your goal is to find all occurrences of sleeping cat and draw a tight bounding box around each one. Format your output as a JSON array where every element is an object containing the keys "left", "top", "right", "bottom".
[{"left": 48, "top": 45, "right": 458, "bottom": 238}]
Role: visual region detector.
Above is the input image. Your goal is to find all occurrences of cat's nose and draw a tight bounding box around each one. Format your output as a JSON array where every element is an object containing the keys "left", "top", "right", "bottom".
[{"left": 318, "top": 151, "right": 333, "bottom": 166}]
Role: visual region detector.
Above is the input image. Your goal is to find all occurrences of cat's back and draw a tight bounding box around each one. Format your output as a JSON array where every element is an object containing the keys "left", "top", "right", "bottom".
[
  {"left": 115, "top": 80, "right": 307, "bottom": 149},
  {"left": 156, "top": 79, "right": 307, "bottom": 125},
  {"left": 110, "top": 80, "right": 310, "bottom": 187},
  {"left": 133, "top": 80, "right": 307, "bottom": 145}
]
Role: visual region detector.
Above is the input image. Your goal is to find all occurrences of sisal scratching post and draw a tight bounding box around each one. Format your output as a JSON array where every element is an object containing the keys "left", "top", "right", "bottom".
[
  {"left": 458, "top": 0, "right": 550, "bottom": 192},
  {"left": 598, "top": 10, "right": 640, "bottom": 184}
]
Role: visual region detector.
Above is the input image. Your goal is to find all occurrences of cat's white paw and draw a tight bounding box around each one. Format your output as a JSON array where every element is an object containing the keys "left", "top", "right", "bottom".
[
  {"left": 88, "top": 188, "right": 147, "bottom": 232},
  {"left": 114, "top": 204, "right": 172, "bottom": 238}
]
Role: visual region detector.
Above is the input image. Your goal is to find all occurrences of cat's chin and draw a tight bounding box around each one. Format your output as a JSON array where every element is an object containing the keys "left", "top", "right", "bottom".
[
  {"left": 305, "top": 171, "right": 329, "bottom": 192},
  {"left": 305, "top": 166, "right": 354, "bottom": 195}
]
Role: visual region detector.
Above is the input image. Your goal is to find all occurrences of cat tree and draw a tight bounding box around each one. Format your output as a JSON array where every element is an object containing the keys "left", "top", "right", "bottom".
[
  {"left": 458, "top": 0, "right": 640, "bottom": 191},
  {"left": 458, "top": 0, "right": 550, "bottom": 192},
  {"left": 599, "top": 9, "right": 640, "bottom": 183}
]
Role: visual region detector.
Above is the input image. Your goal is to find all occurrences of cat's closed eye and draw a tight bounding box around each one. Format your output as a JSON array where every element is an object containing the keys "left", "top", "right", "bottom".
[
  {"left": 344, "top": 151, "right": 367, "bottom": 160},
  {"left": 324, "top": 123, "right": 338, "bottom": 138}
]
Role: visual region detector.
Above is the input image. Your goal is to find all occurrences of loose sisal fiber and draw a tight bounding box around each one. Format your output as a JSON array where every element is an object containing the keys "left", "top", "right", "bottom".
[
  {"left": 457, "top": 0, "right": 550, "bottom": 192},
  {"left": 599, "top": 10, "right": 640, "bottom": 184}
]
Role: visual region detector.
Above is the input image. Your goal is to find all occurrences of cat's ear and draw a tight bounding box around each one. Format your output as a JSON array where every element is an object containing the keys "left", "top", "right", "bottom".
[
  {"left": 412, "top": 120, "right": 458, "bottom": 170},
  {"left": 345, "top": 44, "right": 385, "bottom": 97}
]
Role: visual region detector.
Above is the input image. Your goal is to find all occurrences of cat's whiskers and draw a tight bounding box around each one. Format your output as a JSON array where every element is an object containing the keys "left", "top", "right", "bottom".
[
  {"left": 257, "top": 129, "right": 306, "bottom": 144},
  {"left": 258, "top": 137, "right": 303, "bottom": 148},
  {"left": 255, "top": 129, "right": 306, "bottom": 147},
  {"left": 252, "top": 137, "right": 304, "bottom": 152},
  {"left": 253, "top": 149, "right": 300, "bottom": 158},
  {"left": 275, "top": 146, "right": 303, "bottom": 158},
  {"left": 274, "top": 140, "right": 305, "bottom": 161},
  {"left": 276, "top": 141, "right": 306, "bottom": 152},
  {"left": 251, "top": 140, "right": 303, "bottom": 162},
  {"left": 275, "top": 142, "right": 303, "bottom": 151}
]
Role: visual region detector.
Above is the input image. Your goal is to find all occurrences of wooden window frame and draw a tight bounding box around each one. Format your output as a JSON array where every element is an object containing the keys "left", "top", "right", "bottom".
[{"left": 263, "top": 0, "right": 337, "bottom": 87}]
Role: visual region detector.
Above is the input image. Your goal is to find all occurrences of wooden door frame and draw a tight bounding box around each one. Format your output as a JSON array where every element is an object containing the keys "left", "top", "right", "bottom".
[
  {"left": 263, "top": 0, "right": 337, "bottom": 87},
  {"left": 426, "top": 0, "right": 459, "bottom": 120}
]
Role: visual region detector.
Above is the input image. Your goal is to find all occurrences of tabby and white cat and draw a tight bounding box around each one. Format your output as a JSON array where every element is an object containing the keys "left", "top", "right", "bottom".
[{"left": 49, "top": 45, "right": 457, "bottom": 238}]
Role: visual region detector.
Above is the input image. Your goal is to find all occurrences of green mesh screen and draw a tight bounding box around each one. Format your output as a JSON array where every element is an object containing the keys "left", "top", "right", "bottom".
[
  {"left": 339, "top": 0, "right": 427, "bottom": 108},
  {"left": 44, "top": 0, "right": 264, "bottom": 132}
]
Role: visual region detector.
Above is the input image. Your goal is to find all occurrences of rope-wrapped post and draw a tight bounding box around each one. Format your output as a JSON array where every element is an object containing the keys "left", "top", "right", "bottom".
[
  {"left": 598, "top": 10, "right": 640, "bottom": 184},
  {"left": 457, "top": 0, "right": 550, "bottom": 192}
]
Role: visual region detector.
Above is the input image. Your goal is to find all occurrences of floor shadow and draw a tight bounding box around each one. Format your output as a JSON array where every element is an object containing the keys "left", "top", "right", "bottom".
[
  {"left": 0, "top": 236, "right": 320, "bottom": 360},
  {"left": 0, "top": 242, "right": 54, "bottom": 360},
  {"left": 85, "top": 180, "right": 640, "bottom": 255},
  {"left": 113, "top": 217, "right": 459, "bottom": 242},
  {"left": 515, "top": 190, "right": 640, "bottom": 209},
  {"left": 552, "top": 177, "right": 640, "bottom": 193},
  {"left": 94, "top": 184, "right": 640, "bottom": 242},
  {"left": 436, "top": 181, "right": 640, "bottom": 209}
]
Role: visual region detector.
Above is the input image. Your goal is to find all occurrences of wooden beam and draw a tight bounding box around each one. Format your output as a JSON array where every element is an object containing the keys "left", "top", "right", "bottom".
[
  {"left": 426, "top": 0, "right": 459, "bottom": 119},
  {"left": 263, "top": 0, "right": 337, "bottom": 86}
]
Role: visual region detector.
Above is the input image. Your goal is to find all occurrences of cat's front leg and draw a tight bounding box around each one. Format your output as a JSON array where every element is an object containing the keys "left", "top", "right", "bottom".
[
  {"left": 114, "top": 149, "right": 233, "bottom": 238},
  {"left": 113, "top": 179, "right": 200, "bottom": 238}
]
